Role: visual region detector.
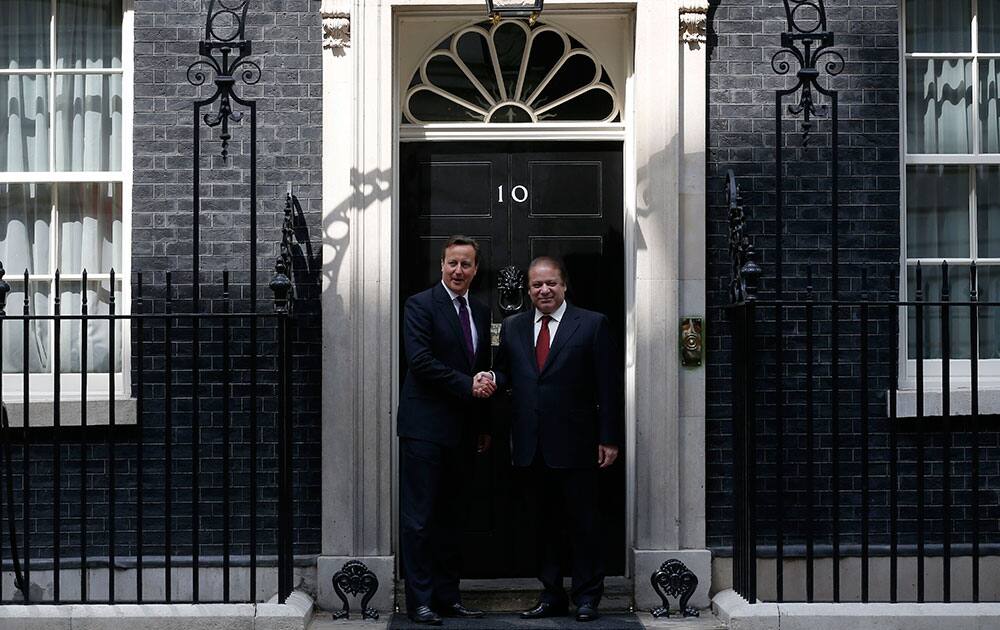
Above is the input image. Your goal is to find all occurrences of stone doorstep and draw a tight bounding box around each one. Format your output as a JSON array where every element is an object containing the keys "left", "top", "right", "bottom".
[
  {"left": 395, "top": 577, "right": 635, "bottom": 613},
  {"left": 0, "top": 589, "right": 314, "bottom": 630},
  {"left": 712, "top": 588, "right": 1000, "bottom": 630}
]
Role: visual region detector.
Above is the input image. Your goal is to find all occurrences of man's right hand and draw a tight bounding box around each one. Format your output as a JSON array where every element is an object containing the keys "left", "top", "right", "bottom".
[{"left": 472, "top": 371, "right": 496, "bottom": 398}]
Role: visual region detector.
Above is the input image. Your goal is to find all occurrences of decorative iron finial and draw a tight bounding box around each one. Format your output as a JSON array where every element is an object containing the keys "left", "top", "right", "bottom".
[
  {"left": 270, "top": 259, "right": 292, "bottom": 314},
  {"left": 727, "top": 170, "right": 760, "bottom": 303},
  {"left": 772, "top": 0, "right": 843, "bottom": 145},
  {"left": 187, "top": 0, "right": 261, "bottom": 160}
]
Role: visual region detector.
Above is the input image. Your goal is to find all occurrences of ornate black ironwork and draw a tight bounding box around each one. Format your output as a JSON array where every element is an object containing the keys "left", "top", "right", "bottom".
[
  {"left": 497, "top": 265, "right": 526, "bottom": 315},
  {"left": 650, "top": 559, "right": 699, "bottom": 618},
  {"left": 771, "top": 0, "right": 843, "bottom": 145},
  {"left": 271, "top": 186, "right": 297, "bottom": 312},
  {"left": 187, "top": 0, "right": 261, "bottom": 161},
  {"left": 727, "top": 170, "right": 761, "bottom": 304},
  {"left": 331, "top": 560, "right": 380, "bottom": 620}
]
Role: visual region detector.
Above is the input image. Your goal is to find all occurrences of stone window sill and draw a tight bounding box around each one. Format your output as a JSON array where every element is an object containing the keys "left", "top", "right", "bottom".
[
  {"left": 893, "top": 388, "right": 1000, "bottom": 418},
  {"left": 3, "top": 398, "right": 138, "bottom": 428}
]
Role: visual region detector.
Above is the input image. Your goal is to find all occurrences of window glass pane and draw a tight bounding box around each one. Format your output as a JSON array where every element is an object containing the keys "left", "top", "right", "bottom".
[
  {"left": 3, "top": 281, "right": 49, "bottom": 373},
  {"left": 54, "top": 74, "right": 122, "bottom": 171},
  {"left": 979, "top": 267, "right": 1000, "bottom": 359},
  {"left": 455, "top": 31, "right": 502, "bottom": 103},
  {"left": 907, "top": 264, "right": 972, "bottom": 359},
  {"left": 493, "top": 22, "right": 527, "bottom": 99},
  {"left": 980, "top": 60, "right": 1000, "bottom": 153},
  {"left": 424, "top": 54, "right": 491, "bottom": 111},
  {"left": 0, "top": 0, "right": 50, "bottom": 70},
  {"left": 407, "top": 88, "right": 482, "bottom": 123},
  {"left": 905, "top": 0, "right": 971, "bottom": 53},
  {"left": 976, "top": 166, "right": 1000, "bottom": 257},
  {"left": 59, "top": 280, "right": 122, "bottom": 373},
  {"left": 56, "top": 0, "right": 123, "bottom": 69},
  {"left": 1, "top": 74, "right": 50, "bottom": 172},
  {"left": 58, "top": 183, "right": 121, "bottom": 274},
  {"left": 906, "top": 165, "right": 971, "bottom": 258},
  {"left": 980, "top": 0, "right": 1000, "bottom": 53},
  {"left": 907, "top": 59, "right": 973, "bottom": 154},
  {"left": 0, "top": 184, "right": 51, "bottom": 275}
]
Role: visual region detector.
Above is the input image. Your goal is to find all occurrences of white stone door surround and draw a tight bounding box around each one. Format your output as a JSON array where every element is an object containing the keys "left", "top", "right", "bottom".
[{"left": 317, "top": 0, "right": 710, "bottom": 612}]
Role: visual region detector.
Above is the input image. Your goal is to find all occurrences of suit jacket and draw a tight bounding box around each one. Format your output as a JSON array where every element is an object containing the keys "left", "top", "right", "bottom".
[
  {"left": 493, "top": 302, "right": 623, "bottom": 468},
  {"left": 397, "top": 282, "right": 492, "bottom": 448}
]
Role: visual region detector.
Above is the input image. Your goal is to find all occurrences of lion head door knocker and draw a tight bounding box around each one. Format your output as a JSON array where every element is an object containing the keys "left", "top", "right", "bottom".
[
  {"left": 493, "top": 265, "right": 526, "bottom": 347},
  {"left": 331, "top": 560, "right": 379, "bottom": 620},
  {"left": 650, "top": 559, "right": 699, "bottom": 618},
  {"left": 680, "top": 317, "right": 703, "bottom": 367},
  {"left": 497, "top": 265, "right": 526, "bottom": 315}
]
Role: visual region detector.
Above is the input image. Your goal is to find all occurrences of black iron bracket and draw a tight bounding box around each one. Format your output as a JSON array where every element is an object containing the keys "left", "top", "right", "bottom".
[
  {"left": 650, "top": 559, "right": 699, "bottom": 618},
  {"left": 331, "top": 560, "right": 380, "bottom": 620}
]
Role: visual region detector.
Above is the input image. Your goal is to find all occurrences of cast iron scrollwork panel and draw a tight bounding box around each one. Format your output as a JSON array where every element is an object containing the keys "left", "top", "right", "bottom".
[
  {"left": 186, "top": 0, "right": 262, "bottom": 160},
  {"left": 650, "top": 559, "right": 699, "bottom": 618},
  {"left": 727, "top": 170, "right": 761, "bottom": 305},
  {"left": 771, "top": 0, "right": 844, "bottom": 145},
  {"left": 331, "top": 560, "right": 380, "bottom": 620},
  {"left": 497, "top": 265, "right": 526, "bottom": 315}
]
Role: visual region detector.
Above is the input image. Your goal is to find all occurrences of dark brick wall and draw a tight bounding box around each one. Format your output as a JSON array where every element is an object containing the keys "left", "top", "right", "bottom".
[
  {"left": 3, "top": 0, "right": 323, "bottom": 578},
  {"left": 706, "top": 0, "right": 1000, "bottom": 556},
  {"left": 129, "top": 0, "right": 324, "bottom": 556}
]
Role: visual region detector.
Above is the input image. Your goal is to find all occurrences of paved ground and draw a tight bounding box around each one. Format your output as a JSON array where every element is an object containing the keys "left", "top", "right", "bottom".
[{"left": 306, "top": 610, "right": 724, "bottom": 630}]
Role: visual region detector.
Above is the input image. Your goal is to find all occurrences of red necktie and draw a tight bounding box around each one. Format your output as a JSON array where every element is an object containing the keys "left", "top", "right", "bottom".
[{"left": 536, "top": 315, "right": 551, "bottom": 371}]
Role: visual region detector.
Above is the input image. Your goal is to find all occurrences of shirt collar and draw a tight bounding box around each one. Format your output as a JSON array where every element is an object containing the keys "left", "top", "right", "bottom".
[
  {"left": 441, "top": 281, "right": 468, "bottom": 303},
  {"left": 535, "top": 300, "right": 567, "bottom": 323}
]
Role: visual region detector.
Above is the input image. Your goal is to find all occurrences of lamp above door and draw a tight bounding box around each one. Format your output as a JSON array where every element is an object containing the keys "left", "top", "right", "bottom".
[{"left": 486, "top": 0, "right": 544, "bottom": 25}]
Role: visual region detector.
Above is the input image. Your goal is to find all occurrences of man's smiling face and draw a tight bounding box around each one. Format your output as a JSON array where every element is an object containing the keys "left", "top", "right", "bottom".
[
  {"left": 528, "top": 262, "right": 566, "bottom": 314},
  {"left": 440, "top": 244, "right": 478, "bottom": 294}
]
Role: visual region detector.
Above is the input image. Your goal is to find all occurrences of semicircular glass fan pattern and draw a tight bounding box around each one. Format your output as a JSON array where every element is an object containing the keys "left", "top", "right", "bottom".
[{"left": 403, "top": 20, "right": 621, "bottom": 124}]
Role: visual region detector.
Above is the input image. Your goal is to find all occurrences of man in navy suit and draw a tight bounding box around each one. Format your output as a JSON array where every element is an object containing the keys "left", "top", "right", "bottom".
[
  {"left": 486, "top": 256, "right": 622, "bottom": 623},
  {"left": 397, "top": 236, "right": 494, "bottom": 625}
]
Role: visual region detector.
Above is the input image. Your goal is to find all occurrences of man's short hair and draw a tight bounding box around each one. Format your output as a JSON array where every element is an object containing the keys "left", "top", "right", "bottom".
[
  {"left": 528, "top": 255, "right": 569, "bottom": 286},
  {"left": 441, "top": 235, "right": 480, "bottom": 265}
]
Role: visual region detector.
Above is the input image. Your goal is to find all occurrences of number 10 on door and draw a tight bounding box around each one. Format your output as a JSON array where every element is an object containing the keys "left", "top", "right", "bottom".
[{"left": 498, "top": 185, "right": 528, "bottom": 203}]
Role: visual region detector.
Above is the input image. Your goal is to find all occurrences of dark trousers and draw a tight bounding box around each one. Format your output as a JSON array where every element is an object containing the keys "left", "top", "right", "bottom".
[
  {"left": 399, "top": 437, "right": 465, "bottom": 609},
  {"left": 526, "top": 456, "right": 604, "bottom": 607}
]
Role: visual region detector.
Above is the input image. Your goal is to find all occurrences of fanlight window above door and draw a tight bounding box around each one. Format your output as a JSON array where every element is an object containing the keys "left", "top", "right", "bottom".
[{"left": 403, "top": 20, "right": 621, "bottom": 124}]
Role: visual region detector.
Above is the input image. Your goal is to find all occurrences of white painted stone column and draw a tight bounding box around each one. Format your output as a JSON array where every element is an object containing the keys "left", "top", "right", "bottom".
[
  {"left": 317, "top": 0, "right": 396, "bottom": 613},
  {"left": 631, "top": 0, "right": 711, "bottom": 612}
]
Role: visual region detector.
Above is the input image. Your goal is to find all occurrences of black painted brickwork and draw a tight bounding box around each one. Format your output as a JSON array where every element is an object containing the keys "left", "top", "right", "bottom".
[
  {"left": 130, "top": 0, "right": 324, "bottom": 557},
  {"left": 4, "top": 0, "right": 323, "bottom": 577},
  {"left": 706, "top": 0, "right": 1000, "bottom": 556}
]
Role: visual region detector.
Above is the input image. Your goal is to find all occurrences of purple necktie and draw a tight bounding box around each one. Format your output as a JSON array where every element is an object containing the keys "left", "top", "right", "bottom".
[{"left": 456, "top": 295, "right": 475, "bottom": 365}]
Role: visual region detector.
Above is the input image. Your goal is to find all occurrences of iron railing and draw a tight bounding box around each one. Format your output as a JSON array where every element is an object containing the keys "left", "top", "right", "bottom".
[
  {"left": 721, "top": 0, "right": 1000, "bottom": 604},
  {"left": 0, "top": 264, "right": 295, "bottom": 605},
  {"left": 729, "top": 270, "right": 1000, "bottom": 604},
  {"left": 0, "top": 0, "right": 305, "bottom": 605}
]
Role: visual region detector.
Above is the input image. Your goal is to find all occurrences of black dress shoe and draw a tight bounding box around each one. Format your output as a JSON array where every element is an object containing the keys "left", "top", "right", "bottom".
[
  {"left": 438, "top": 602, "right": 485, "bottom": 618},
  {"left": 575, "top": 603, "right": 599, "bottom": 622},
  {"left": 520, "top": 601, "right": 569, "bottom": 619},
  {"left": 408, "top": 605, "right": 443, "bottom": 625}
]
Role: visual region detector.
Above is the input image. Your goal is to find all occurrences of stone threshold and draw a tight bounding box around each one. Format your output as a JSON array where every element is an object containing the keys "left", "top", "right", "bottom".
[
  {"left": 713, "top": 588, "right": 1000, "bottom": 630},
  {"left": 0, "top": 589, "right": 313, "bottom": 630}
]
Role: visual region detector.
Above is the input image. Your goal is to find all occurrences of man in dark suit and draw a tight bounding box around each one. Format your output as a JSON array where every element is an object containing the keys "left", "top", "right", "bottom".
[
  {"left": 397, "top": 235, "right": 495, "bottom": 625},
  {"left": 486, "top": 256, "right": 622, "bottom": 623}
]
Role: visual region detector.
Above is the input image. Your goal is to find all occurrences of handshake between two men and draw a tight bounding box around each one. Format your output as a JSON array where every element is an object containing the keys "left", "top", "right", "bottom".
[{"left": 472, "top": 371, "right": 496, "bottom": 398}]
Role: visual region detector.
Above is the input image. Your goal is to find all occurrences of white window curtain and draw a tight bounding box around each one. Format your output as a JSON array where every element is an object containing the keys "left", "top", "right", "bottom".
[
  {"left": 907, "top": 59, "right": 972, "bottom": 154},
  {"left": 0, "top": 0, "right": 123, "bottom": 376}
]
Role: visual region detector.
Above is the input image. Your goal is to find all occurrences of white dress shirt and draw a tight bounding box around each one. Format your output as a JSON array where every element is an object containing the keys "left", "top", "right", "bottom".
[
  {"left": 441, "top": 281, "right": 478, "bottom": 354},
  {"left": 533, "top": 300, "right": 567, "bottom": 348}
]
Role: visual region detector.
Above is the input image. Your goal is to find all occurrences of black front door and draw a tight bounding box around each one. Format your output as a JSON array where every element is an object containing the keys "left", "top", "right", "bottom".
[{"left": 399, "top": 141, "right": 625, "bottom": 578}]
